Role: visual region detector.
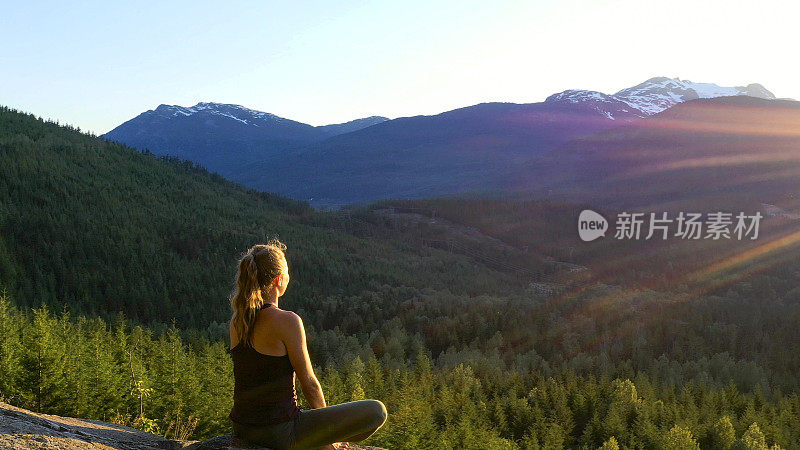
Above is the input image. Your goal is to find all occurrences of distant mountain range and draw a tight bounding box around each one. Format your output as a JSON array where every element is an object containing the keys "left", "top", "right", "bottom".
[{"left": 103, "top": 77, "right": 780, "bottom": 207}]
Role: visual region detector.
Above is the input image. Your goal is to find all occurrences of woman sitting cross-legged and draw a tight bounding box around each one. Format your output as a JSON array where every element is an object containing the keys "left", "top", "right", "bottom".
[{"left": 227, "top": 239, "right": 387, "bottom": 450}]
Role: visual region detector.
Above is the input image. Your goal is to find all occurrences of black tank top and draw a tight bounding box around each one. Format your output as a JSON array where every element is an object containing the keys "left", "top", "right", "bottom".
[{"left": 228, "top": 304, "right": 301, "bottom": 425}]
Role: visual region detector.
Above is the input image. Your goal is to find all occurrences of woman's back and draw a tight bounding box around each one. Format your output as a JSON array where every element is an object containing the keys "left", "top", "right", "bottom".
[{"left": 228, "top": 304, "right": 301, "bottom": 425}]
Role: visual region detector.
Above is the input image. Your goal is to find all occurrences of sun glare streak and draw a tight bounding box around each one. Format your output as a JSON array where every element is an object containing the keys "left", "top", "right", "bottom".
[
  {"left": 651, "top": 104, "right": 800, "bottom": 137},
  {"left": 572, "top": 103, "right": 800, "bottom": 183},
  {"left": 690, "top": 228, "right": 800, "bottom": 283},
  {"left": 616, "top": 151, "right": 800, "bottom": 177},
  {"left": 535, "top": 221, "right": 800, "bottom": 357}
]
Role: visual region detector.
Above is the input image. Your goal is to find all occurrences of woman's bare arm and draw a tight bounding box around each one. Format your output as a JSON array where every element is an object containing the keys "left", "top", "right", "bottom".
[{"left": 281, "top": 311, "right": 326, "bottom": 409}]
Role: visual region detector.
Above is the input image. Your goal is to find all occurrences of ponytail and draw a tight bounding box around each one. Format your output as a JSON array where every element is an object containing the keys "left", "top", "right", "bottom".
[{"left": 229, "top": 239, "right": 287, "bottom": 348}]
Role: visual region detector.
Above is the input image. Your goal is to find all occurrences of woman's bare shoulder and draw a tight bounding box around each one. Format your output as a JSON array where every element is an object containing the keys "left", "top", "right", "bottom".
[
  {"left": 262, "top": 308, "right": 302, "bottom": 339},
  {"left": 259, "top": 306, "right": 301, "bottom": 329}
]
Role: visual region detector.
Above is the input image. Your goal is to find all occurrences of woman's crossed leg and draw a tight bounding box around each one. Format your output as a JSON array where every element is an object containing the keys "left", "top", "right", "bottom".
[{"left": 291, "top": 399, "right": 387, "bottom": 449}]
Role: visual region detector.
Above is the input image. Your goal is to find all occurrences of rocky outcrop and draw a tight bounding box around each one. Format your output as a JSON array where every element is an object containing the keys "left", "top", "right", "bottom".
[{"left": 0, "top": 401, "right": 385, "bottom": 449}]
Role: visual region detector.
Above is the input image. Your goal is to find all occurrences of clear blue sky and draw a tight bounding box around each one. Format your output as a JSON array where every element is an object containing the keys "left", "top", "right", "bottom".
[{"left": 2, "top": 0, "right": 798, "bottom": 135}]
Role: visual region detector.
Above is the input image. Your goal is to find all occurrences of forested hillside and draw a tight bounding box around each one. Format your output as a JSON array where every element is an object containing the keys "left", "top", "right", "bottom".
[
  {"left": 0, "top": 105, "right": 528, "bottom": 332},
  {"left": 2, "top": 106, "right": 800, "bottom": 448}
]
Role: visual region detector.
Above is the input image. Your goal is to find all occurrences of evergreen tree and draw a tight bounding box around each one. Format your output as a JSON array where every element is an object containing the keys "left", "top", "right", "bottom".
[
  {"left": 0, "top": 291, "right": 22, "bottom": 402},
  {"left": 598, "top": 436, "right": 620, "bottom": 450},
  {"left": 709, "top": 416, "right": 737, "bottom": 450},
  {"left": 737, "top": 422, "right": 768, "bottom": 450},
  {"left": 18, "top": 305, "right": 67, "bottom": 413},
  {"left": 662, "top": 425, "right": 700, "bottom": 450}
]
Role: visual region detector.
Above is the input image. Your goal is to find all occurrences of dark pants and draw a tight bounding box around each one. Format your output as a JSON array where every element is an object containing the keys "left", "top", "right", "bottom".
[{"left": 231, "top": 399, "right": 388, "bottom": 450}]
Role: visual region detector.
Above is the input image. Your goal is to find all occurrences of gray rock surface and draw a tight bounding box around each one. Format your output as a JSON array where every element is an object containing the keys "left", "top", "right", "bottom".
[{"left": 0, "top": 401, "right": 385, "bottom": 449}]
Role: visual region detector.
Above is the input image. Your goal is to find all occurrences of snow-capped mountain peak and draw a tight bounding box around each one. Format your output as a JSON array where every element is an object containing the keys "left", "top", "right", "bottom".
[
  {"left": 150, "top": 102, "right": 285, "bottom": 127},
  {"left": 145, "top": 102, "right": 389, "bottom": 132},
  {"left": 613, "top": 77, "right": 775, "bottom": 116},
  {"left": 546, "top": 77, "right": 776, "bottom": 120},
  {"left": 546, "top": 89, "right": 617, "bottom": 104}
]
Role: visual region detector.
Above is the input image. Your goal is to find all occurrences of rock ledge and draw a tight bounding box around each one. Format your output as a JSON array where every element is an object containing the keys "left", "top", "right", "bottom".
[{"left": 0, "top": 401, "right": 384, "bottom": 449}]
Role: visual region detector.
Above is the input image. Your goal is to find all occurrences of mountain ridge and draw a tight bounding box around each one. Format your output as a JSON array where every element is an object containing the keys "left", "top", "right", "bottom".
[
  {"left": 102, "top": 103, "right": 389, "bottom": 181},
  {"left": 103, "top": 77, "right": 780, "bottom": 207},
  {"left": 133, "top": 101, "right": 389, "bottom": 136}
]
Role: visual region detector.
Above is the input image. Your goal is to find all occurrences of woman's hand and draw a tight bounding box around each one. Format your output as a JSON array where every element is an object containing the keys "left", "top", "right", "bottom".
[{"left": 320, "top": 443, "right": 349, "bottom": 450}]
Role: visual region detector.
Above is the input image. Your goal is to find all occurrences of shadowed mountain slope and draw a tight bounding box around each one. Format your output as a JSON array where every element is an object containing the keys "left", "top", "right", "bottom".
[{"left": 510, "top": 96, "right": 800, "bottom": 212}]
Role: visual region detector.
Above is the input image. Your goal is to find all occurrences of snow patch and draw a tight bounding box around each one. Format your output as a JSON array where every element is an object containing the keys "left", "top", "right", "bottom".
[{"left": 547, "top": 77, "right": 776, "bottom": 119}]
